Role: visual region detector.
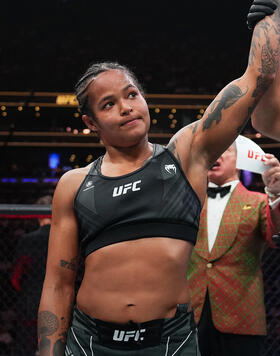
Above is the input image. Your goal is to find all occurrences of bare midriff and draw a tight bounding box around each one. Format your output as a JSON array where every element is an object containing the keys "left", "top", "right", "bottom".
[{"left": 76, "top": 237, "right": 193, "bottom": 324}]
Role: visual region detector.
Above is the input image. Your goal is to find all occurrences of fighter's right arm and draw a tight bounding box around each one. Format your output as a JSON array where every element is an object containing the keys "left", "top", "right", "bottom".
[
  {"left": 38, "top": 169, "right": 83, "bottom": 355},
  {"left": 251, "top": 60, "right": 280, "bottom": 140},
  {"left": 249, "top": 0, "right": 280, "bottom": 139}
]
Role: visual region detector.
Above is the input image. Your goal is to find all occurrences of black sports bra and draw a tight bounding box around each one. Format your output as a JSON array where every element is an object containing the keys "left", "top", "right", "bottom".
[{"left": 74, "top": 144, "right": 201, "bottom": 256}]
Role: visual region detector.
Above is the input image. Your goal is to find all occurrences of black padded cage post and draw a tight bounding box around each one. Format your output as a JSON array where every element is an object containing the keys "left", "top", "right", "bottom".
[{"left": 0, "top": 204, "right": 52, "bottom": 219}]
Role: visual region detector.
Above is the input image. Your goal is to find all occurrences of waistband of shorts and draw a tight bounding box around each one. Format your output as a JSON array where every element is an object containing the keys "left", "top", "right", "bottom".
[{"left": 71, "top": 303, "right": 196, "bottom": 349}]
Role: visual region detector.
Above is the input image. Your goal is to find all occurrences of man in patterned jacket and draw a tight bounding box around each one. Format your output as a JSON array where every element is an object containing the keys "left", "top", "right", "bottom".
[{"left": 188, "top": 143, "right": 280, "bottom": 356}]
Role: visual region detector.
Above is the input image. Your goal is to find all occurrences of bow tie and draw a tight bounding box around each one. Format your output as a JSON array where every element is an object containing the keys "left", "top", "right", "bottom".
[{"left": 207, "top": 185, "right": 231, "bottom": 198}]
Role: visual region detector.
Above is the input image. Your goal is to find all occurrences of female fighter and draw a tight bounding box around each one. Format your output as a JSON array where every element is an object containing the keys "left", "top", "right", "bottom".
[{"left": 38, "top": 2, "right": 280, "bottom": 355}]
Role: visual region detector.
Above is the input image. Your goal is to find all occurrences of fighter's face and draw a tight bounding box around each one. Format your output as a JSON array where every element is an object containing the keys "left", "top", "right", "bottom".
[{"left": 82, "top": 69, "right": 150, "bottom": 147}]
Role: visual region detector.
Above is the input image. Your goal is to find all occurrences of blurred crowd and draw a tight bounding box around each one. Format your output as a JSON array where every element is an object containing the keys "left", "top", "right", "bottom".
[{"left": 1, "top": 1, "right": 250, "bottom": 94}]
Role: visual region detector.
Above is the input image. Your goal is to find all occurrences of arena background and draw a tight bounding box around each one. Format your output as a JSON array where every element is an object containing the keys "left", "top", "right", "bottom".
[{"left": 0, "top": 0, "right": 280, "bottom": 354}]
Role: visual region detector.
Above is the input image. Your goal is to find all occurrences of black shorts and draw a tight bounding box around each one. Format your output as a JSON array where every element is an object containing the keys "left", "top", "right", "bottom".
[{"left": 65, "top": 304, "right": 200, "bottom": 355}]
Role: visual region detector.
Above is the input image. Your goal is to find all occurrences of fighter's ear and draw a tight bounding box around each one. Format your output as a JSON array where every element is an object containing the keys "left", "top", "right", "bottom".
[{"left": 82, "top": 114, "right": 98, "bottom": 131}]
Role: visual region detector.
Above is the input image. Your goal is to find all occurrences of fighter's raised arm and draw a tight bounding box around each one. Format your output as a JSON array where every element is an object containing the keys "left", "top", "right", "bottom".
[
  {"left": 248, "top": 0, "right": 280, "bottom": 140},
  {"left": 251, "top": 59, "right": 280, "bottom": 140},
  {"left": 168, "top": 1, "right": 280, "bottom": 201}
]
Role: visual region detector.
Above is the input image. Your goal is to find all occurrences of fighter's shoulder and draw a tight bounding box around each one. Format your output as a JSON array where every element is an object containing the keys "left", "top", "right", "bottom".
[
  {"left": 55, "top": 164, "right": 93, "bottom": 195},
  {"left": 60, "top": 164, "right": 92, "bottom": 181}
]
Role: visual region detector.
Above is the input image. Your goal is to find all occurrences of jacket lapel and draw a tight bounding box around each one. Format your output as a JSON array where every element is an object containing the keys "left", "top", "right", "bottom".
[{"left": 209, "top": 183, "right": 243, "bottom": 261}]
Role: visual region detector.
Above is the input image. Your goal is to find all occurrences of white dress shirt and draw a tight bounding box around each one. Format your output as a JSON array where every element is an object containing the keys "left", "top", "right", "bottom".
[
  {"left": 207, "top": 180, "right": 280, "bottom": 252},
  {"left": 207, "top": 180, "right": 239, "bottom": 252}
]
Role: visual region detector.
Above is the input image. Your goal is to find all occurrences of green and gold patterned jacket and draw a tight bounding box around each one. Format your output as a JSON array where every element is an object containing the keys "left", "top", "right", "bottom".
[{"left": 188, "top": 183, "right": 275, "bottom": 335}]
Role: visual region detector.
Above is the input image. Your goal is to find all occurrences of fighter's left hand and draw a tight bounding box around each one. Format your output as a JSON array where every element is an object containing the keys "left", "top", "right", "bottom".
[{"left": 262, "top": 154, "right": 280, "bottom": 195}]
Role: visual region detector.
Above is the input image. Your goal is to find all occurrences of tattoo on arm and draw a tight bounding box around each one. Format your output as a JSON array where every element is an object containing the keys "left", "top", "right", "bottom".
[
  {"left": 187, "top": 121, "right": 199, "bottom": 134},
  {"left": 60, "top": 256, "right": 78, "bottom": 271},
  {"left": 38, "top": 311, "right": 71, "bottom": 355},
  {"left": 237, "top": 70, "right": 277, "bottom": 133},
  {"left": 168, "top": 138, "right": 182, "bottom": 165},
  {"left": 202, "top": 85, "right": 247, "bottom": 131},
  {"left": 248, "top": 22, "right": 267, "bottom": 67},
  {"left": 38, "top": 311, "right": 59, "bottom": 355},
  {"left": 248, "top": 12, "right": 280, "bottom": 130},
  {"left": 249, "top": 15, "right": 280, "bottom": 71},
  {"left": 252, "top": 74, "right": 274, "bottom": 100},
  {"left": 53, "top": 332, "right": 67, "bottom": 356}
]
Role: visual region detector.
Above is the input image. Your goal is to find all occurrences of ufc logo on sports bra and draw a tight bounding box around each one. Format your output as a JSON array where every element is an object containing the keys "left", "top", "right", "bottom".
[
  {"left": 112, "top": 180, "right": 141, "bottom": 197},
  {"left": 113, "top": 328, "right": 146, "bottom": 342}
]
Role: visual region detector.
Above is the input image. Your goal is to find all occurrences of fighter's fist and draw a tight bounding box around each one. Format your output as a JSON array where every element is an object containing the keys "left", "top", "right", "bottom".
[{"left": 247, "top": 0, "right": 277, "bottom": 30}]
